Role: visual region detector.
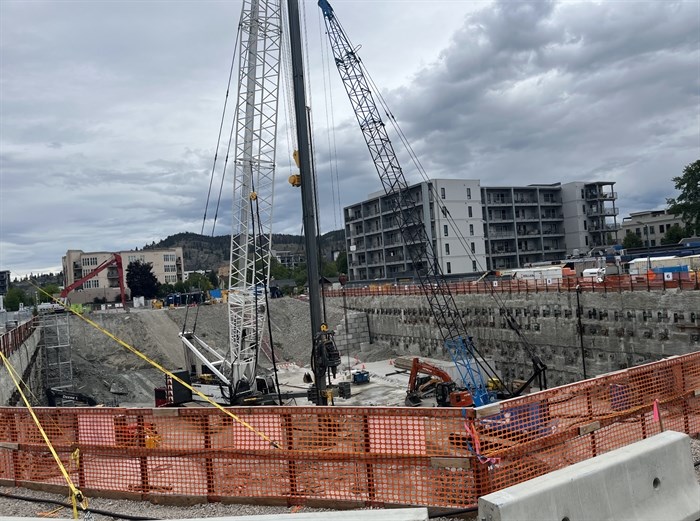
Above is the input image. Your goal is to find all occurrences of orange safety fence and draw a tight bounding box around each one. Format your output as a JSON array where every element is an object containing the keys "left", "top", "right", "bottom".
[
  {"left": 325, "top": 272, "right": 700, "bottom": 298},
  {"left": 0, "top": 351, "right": 699, "bottom": 510}
]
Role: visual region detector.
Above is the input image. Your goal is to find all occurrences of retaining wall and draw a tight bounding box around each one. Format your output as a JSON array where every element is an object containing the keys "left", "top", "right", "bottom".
[
  {"left": 334, "top": 289, "right": 700, "bottom": 387},
  {"left": 0, "top": 321, "right": 42, "bottom": 405}
]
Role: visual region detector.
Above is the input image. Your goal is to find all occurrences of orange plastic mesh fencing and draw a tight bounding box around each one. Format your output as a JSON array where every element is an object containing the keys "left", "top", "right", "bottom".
[
  {"left": 325, "top": 272, "right": 700, "bottom": 297},
  {"left": 0, "top": 351, "right": 699, "bottom": 510}
]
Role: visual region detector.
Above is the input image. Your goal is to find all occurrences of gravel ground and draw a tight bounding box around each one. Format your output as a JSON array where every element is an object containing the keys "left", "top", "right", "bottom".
[{"left": 0, "top": 438, "right": 697, "bottom": 520}]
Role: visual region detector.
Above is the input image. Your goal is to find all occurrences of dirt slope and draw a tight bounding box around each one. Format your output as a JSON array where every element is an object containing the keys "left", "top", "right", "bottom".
[{"left": 68, "top": 297, "right": 393, "bottom": 407}]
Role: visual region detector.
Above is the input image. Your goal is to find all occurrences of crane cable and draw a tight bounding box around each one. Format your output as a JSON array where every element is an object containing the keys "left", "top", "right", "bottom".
[
  {"left": 29, "top": 283, "right": 281, "bottom": 449},
  {"left": 201, "top": 18, "right": 242, "bottom": 236},
  {"left": 252, "top": 186, "right": 284, "bottom": 405},
  {"left": 327, "top": 16, "right": 536, "bottom": 393},
  {"left": 0, "top": 349, "right": 89, "bottom": 519}
]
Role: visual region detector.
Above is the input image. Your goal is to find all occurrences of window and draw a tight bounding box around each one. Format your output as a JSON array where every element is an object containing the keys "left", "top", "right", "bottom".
[
  {"left": 440, "top": 187, "right": 445, "bottom": 199},
  {"left": 163, "top": 254, "right": 176, "bottom": 262},
  {"left": 443, "top": 225, "right": 448, "bottom": 237},
  {"left": 584, "top": 221, "right": 587, "bottom": 230},
  {"left": 468, "top": 206, "right": 473, "bottom": 218},
  {"left": 472, "top": 260, "right": 477, "bottom": 272},
  {"left": 659, "top": 224, "right": 665, "bottom": 233},
  {"left": 469, "top": 224, "right": 474, "bottom": 236},
  {"left": 471, "top": 242, "right": 476, "bottom": 253},
  {"left": 445, "top": 243, "right": 450, "bottom": 255},
  {"left": 446, "top": 262, "right": 452, "bottom": 274},
  {"left": 585, "top": 236, "right": 589, "bottom": 246},
  {"left": 441, "top": 207, "right": 447, "bottom": 217},
  {"left": 582, "top": 205, "right": 585, "bottom": 213},
  {"left": 581, "top": 189, "right": 584, "bottom": 198},
  {"left": 467, "top": 187, "right": 472, "bottom": 200},
  {"left": 649, "top": 226, "right": 655, "bottom": 234}
]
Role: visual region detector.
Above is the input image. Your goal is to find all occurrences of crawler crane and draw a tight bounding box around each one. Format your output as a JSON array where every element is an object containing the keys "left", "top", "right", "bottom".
[{"left": 318, "top": 0, "right": 547, "bottom": 403}]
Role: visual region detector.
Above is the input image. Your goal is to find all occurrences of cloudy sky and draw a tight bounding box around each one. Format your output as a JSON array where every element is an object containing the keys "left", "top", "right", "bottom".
[{"left": 1, "top": 0, "right": 698, "bottom": 278}]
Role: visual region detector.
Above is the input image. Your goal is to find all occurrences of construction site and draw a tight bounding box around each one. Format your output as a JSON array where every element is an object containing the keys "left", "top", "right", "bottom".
[{"left": 1, "top": 0, "right": 699, "bottom": 519}]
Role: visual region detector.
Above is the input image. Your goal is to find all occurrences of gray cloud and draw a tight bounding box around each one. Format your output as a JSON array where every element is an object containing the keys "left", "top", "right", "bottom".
[{"left": 1, "top": 0, "right": 698, "bottom": 277}]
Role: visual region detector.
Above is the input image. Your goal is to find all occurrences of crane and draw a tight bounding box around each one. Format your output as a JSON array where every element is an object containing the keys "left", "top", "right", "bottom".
[
  {"left": 318, "top": 0, "right": 546, "bottom": 404},
  {"left": 176, "top": 0, "right": 283, "bottom": 405}
]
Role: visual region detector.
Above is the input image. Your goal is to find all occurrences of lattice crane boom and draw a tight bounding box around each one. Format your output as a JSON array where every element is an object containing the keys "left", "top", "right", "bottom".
[
  {"left": 318, "top": 0, "right": 534, "bottom": 404},
  {"left": 227, "top": 0, "right": 283, "bottom": 395}
]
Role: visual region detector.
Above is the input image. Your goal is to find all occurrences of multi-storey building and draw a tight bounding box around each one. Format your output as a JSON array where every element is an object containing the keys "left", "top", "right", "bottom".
[
  {"left": 620, "top": 209, "right": 685, "bottom": 247},
  {"left": 562, "top": 181, "right": 620, "bottom": 254},
  {"left": 0, "top": 270, "right": 10, "bottom": 296},
  {"left": 345, "top": 180, "right": 487, "bottom": 281},
  {"left": 272, "top": 250, "right": 306, "bottom": 269},
  {"left": 62, "top": 247, "right": 184, "bottom": 303},
  {"left": 482, "top": 184, "right": 567, "bottom": 270},
  {"left": 344, "top": 179, "right": 620, "bottom": 281}
]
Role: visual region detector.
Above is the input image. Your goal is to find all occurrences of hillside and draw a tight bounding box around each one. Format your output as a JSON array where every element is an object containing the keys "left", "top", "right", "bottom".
[{"left": 144, "top": 230, "right": 344, "bottom": 271}]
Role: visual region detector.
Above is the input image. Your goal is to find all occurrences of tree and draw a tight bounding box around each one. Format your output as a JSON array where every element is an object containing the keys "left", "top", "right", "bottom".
[
  {"left": 667, "top": 160, "right": 700, "bottom": 236},
  {"left": 126, "top": 260, "right": 159, "bottom": 299},
  {"left": 660, "top": 223, "right": 688, "bottom": 245},
  {"left": 269, "top": 257, "right": 290, "bottom": 280},
  {"left": 4, "top": 287, "right": 29, "bottom": 311},
  {"left": 207, "top": 270, "right": 219, "bottom": 289},
  {"left": 185, "top": 272, "right": 213, "bottom": 292},
  {"left": 157, "top": 283, "right": 175, "bottom": 298},
  {"left": 622, "top": 231, "right": 643, "bottom": 249},
  {"left": 336, "top": 251, "right": 347, "bottom": 275},
  {"left": 38, "top": 284, "right": 60, "bottom": 303}
]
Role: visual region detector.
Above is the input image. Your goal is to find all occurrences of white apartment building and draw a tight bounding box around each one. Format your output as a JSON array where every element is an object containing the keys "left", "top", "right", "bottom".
[
  {"left": 62, "top": 247, "right": 184, "bottom": 303},
  {"left": 344, "top": 179, "right": 620, "bottom": 280}
]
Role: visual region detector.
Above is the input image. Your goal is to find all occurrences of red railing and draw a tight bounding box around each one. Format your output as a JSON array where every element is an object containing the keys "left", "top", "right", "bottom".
[{"left": 0, "top": 319, "right": 37, "bottom": 364}]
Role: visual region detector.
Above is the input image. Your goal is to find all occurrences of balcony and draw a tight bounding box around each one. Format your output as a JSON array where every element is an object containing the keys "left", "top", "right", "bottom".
[
  {"left": 488, "top": 230, "right": 516, "bottom": 238},
  {"left": 540, "top": 213, "right": 564, "bottom": 221},
  {"left": 513, "top": 197, "right": 538, "bottom": 205},
  {"left": 586, "top": 207, "right": 619, "bottom": 217},
  {"left": 490, "top": 249, "right": 517, "bottom": 257},
  {"left": 585, "top": 191, "right": 617, "bottom": 201},
  {"left": 516, "top": 214, "right": 540, "bottom": 221},
  {"left": 486, "top": 198, "right": 513, "bottom": 206}
]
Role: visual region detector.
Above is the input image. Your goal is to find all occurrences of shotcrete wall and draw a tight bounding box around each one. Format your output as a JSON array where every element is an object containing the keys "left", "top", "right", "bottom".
[
  {"left": 338, "top": 289, "right": 700, "bottom": 387},
  {"left": 0, "top": 329, "right": 42, "bottom": 405}
]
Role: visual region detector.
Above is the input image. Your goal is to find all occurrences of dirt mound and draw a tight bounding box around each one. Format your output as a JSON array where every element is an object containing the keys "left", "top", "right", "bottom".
[{"left": 68, "top": 297, "right": 395, "bottom": 406}]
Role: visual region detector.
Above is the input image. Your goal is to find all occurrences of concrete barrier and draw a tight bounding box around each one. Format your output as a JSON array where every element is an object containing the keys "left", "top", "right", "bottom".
[{"left": 478, "top": 431, "right": 700, "bottom": 521}]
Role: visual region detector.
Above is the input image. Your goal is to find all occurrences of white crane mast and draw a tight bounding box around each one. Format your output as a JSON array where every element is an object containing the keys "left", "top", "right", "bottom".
[{"left": 228, "top": 0, "right": 282, "bottom": 392}]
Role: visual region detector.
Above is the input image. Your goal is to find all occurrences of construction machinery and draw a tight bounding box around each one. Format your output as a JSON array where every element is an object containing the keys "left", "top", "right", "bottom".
[
  {"left": 172, "top": 0, "right": 284, "bottom": 406},
  {"left": 60, "top": 253, "right": 127, "bottom": 308},
  {"left": 318, "top": 0, "right": 546, "bottom": 404},
  {"left": 405, "top": 357, "right": 475, "bottom": 408}
]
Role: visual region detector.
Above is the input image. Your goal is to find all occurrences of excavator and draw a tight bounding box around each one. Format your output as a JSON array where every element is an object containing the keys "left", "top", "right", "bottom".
[{"left": 405, "top": 357, "right": 475, "bottom": 408}]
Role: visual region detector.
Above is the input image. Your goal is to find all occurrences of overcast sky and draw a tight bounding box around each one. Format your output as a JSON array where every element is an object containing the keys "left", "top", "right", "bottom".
[{"left": 1, "top": 0, "right": 698, "bottom": 278}]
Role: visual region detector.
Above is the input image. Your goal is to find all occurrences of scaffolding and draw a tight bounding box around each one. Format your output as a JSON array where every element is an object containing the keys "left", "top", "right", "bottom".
[{"left": 39, "top": 312, "right": 73, "bottom": 403}]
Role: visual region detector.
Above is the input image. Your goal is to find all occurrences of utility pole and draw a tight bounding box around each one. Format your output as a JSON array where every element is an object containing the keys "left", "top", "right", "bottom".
[{"left": 576, "top": 285, "right": 587, "bottom": 379}]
